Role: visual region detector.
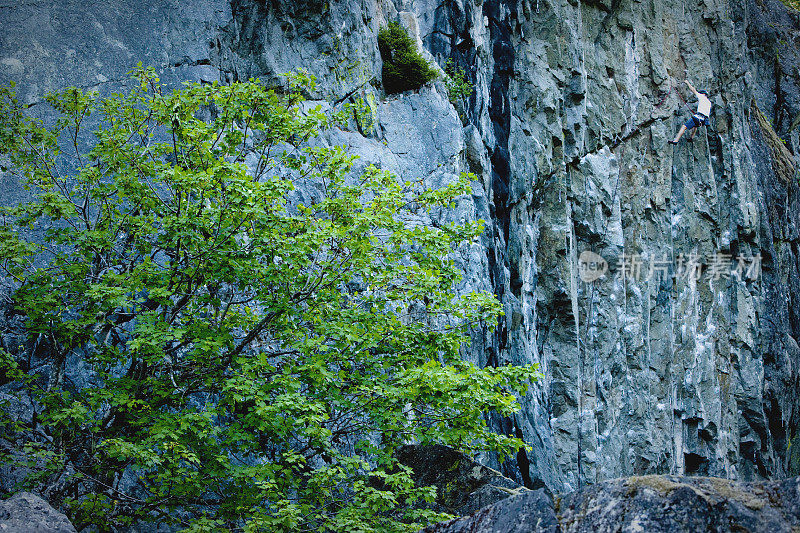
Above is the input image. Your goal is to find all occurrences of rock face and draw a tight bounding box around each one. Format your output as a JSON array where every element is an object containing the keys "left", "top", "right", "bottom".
[
  {"left": 2, "top": 0, "right": 800, "bottom": 494},
  {"left": 423, "top": 475, "right": 800, "bottom": 533},
  {"left": 0, "top": 492, "right": 77, "bottom": 533}
]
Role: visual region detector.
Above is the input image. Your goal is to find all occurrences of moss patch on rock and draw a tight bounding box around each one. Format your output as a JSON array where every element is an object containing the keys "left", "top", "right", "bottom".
[
  {"left": 627, "top": 475, "right": 769, "bottom": 512},
  {"left": 752, "top": 99, "right": 797, "bottom": 183},
  {"left": 702, "top": 478, "right": 767, "bottom": 511}
]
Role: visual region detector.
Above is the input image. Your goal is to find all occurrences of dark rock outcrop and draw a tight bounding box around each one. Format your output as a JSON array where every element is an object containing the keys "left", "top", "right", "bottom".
[
  {"left": 0, "top": 492, "right": 76, "bottom": 533},
  {"left": 424, "top": 475, "right": 800, "bottom": 533},
  {"left": 397, "top": 444, "right": 528, "bottom": 516},
  {"left": 423, "top": 488, "right": 559, "bottom": 533}
]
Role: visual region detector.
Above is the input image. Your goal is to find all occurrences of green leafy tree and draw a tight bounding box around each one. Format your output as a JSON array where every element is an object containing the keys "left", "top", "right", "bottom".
[
  {"left": 0, "top": 67, "right": 540, "bottom": 532},
  {"left": 378, "top": 22, "right": 438, "bottom": 95}
]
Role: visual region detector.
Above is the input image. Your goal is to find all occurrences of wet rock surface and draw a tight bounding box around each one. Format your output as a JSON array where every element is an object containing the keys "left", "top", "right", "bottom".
[
  {"left": 0, "top": 492, "right": 77, "bottom": 533},
  {"left": 1, "top": 0, "right": 800, "bottom": 495},
  {"left": 424, "top": 475, "right": 800, "bottom": 533}
]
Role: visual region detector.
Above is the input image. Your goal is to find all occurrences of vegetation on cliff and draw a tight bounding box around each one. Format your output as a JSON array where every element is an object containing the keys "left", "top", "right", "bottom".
[
  {"left": 378, "top": 22, "right": 438, "bottom": 95},
  {"left": 0, "top": 68, "right": 539, "bottom": 532}
]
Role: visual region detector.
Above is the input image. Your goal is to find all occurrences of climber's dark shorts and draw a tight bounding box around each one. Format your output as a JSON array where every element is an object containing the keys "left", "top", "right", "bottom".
[{"left": 685, "top": 113, "right": 710, "bottom": 129}]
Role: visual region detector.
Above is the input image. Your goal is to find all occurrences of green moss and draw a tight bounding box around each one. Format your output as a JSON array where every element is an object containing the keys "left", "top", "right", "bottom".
[
  {"left": 704, "top": 478, "right": 766, "bottom": 511},
  {"left": 752, "top": 99, "right": 797, "bottom": 183},
  {"left": 779, "top": 0, "right": 800, "bottom": 11},
  {"left": 628, "top": 476, "right": 769, "bottom": 512},
  {"left": 378, "top": 21, "right": 438, "bottom": 94}
]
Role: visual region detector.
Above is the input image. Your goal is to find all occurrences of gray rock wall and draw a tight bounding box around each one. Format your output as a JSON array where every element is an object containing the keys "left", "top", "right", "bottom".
[{"left": 1, "top": 0, "right": 799, "bottom": 493}]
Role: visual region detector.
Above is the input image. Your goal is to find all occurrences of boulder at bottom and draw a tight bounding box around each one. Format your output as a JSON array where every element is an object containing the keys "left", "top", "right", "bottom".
[
  {"left": 423, "top": 475, "right": 800, "bottom": 533},
  {"left": 0, "top": 492, "right": 76, "bottom": 533}
]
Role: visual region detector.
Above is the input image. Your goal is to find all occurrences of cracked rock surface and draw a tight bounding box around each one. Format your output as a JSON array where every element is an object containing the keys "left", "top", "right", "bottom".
[
  {"left": 423, "top": 474, "right": 800, "bottom": 533},
  {"left": 1, "top": 0, "right": 800, "bottom": 494}
]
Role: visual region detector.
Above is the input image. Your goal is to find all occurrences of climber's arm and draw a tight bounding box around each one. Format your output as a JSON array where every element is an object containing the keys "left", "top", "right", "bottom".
[{"left": 684, "top": 80, "right": 699, "bottom": 97}]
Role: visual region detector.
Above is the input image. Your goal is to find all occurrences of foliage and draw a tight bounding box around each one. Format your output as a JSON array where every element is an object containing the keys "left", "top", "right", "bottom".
[
  {"left": 442, "top": 59, "right": 473, "bottom": 110},
  {"left": 778, "top": 0, "right": 800, "bottom": 11},
  {"left": 350, "top": 94, "right": 377, "bottom": 135},
  {"left": 378, "top": 22, "right": 438, "bottom": 95},
  {"left": 0, "top": 66, "right": 540, "bottom": 532}
]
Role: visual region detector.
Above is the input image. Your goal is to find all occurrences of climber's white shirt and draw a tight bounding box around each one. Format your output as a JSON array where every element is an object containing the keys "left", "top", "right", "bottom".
[{"left": 697, "top": 93, "right": 711, "bottom": 116}]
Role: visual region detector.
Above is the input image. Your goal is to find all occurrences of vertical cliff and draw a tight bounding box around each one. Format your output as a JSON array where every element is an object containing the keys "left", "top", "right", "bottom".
[{"left": 1, "top": 0, "right": 799, "bottom": 493}]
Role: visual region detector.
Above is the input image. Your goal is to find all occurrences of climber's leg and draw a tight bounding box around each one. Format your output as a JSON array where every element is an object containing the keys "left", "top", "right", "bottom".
[
  {"left": 671, "top": 116, "right": 701, "bottom": 145},
  {"left": 670, "top": 125, "right": 688, "bottom": 144}
]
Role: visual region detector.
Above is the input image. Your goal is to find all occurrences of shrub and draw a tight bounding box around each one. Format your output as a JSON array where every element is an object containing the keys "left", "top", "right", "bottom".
[
  {"left": 378, "top": 22, "right": 438, "bottom": 94},
  {"left": 0, "top": 67, "right": 540, "bottom": 531},
  {"left": 443, "top": 59, "right": 474, "bottom": 119}
]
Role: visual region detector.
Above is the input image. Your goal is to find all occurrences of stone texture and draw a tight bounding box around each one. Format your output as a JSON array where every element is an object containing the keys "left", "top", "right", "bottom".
[
  {"left": 423, "top": 475, "right": 800, "bottom": 533},
  {"left": 1, "top": 0, "right": 800, "bottom": 497},
  {"left": 0, "top": 492, "right": 76, "bottom": 532},
  {"left": 422, "top": 488, "right": 559, "bottom": 533}
]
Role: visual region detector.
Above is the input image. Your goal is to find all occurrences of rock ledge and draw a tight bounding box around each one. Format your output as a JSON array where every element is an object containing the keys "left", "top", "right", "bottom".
[{"left": 424, "top": 475, "right": 800, "bottom": 532}]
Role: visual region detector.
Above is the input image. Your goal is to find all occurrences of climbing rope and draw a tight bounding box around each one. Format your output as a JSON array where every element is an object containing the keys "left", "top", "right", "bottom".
[
  {"left": 653, "top": 84, "right": 674, "bottom": 110},
  {"left": 653, "top": 80, "right": 695, "bottom": 113},
  {"left": 674, "top": 83, "right": 691, "bottom": 109},
  {"left": 606, "top": 80, "right": 695, "bottom": 150}
]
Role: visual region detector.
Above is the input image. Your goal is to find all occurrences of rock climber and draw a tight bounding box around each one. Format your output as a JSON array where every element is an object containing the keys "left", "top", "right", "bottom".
[{"left": 669, "top": 80, "right": 711, "bottom": 144}]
